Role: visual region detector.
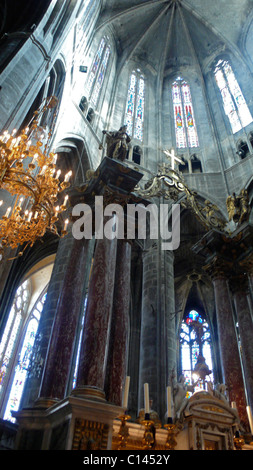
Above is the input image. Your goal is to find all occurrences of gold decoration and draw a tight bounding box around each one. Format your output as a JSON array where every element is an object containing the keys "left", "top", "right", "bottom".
[
  {"left": 164, "top": 423, "right": 177, "bottom": 450},
  {"left": 141, "top": 419, "right": 156, "bottom": 449},
  {"left": 134, "top": 148, "right": 251, "bottom": 235},
  {"left": 0, "top": 96, "right": 72, "bottom": 258},
  {"left": 72, "top": 418, "right": 109, "bottom": 450},
  {"left": 117, "top": 414, "right": 131, "bottom": 450}
]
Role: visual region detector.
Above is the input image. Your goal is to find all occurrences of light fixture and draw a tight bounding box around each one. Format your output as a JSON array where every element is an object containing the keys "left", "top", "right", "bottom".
[{"left": 0, "top": 96, "right": 72, "bottom": 259}]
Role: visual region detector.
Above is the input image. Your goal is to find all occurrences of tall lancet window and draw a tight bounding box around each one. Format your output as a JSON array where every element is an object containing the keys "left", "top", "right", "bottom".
[
  {"left": 86, "top": 36, "right": 111, "bottom": 107},
  {"left": 180, "top": 310, "right": 213, "bottom": 392},
  {"left": 214, "top": 59, "right": 253, "bottom": 134},
  {"left": 125, "top": 70, "right": 145, "bottom": 141},
  {"left": 172, "top": 77, "right": 199, "bottom": 149}
]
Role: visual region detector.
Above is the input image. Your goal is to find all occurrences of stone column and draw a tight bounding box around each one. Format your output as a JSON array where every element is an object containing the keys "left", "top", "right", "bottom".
[
  {"left": 37, "top": 235, "right": 92, "bottom": 407},
  {"left": 73, "top": 229, "right": 118, "bottom": 401},
  {"left": 105, "top": 240, "right": 132, "bottom": 406},
  {"left": 208, "top": 260, "right": 248, "bottom": 426},
  {"left": 231, "top": 273, "right": 253, "bottom": 414}
]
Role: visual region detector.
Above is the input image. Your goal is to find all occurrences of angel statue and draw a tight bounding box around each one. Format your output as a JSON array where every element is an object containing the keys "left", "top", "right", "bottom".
[
  {"left": 102, "top": 125, "right": 131, "bottom": 162},
  {"left": 226, "top": 189, "right": 250, "bottom": 225}
]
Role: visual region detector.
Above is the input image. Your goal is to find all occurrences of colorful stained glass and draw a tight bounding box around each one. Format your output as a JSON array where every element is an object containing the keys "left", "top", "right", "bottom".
[
  {"left": 134, "top": 75, "right": 145, "bottom": 141},
  {"left": 125, "top": 71, "right": 145, "bottom": 142},
  {"left": 3, "top": 292, "right": 46, "bottom": 422},
  {"left": 172, "top": 78, "right": 198, "bottom": 148},
  {"left": 180, "top": 310, "right": 213, "bottom": 392},
  {"left": 91, "top": 45, "right": 110, "bottom": 106},
  {"left": 214, "top": 60, "right": 252, "bottom": 133},
  {"left": 86, "top": 37, "right": 106, "bottom": 98},
  {"left": 0, "top": 281, "right": 29, "bottom": 401}
]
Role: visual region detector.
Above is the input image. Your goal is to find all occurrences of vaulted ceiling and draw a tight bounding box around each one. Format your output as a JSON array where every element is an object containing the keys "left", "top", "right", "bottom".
[{"left": 98, "top": 0, "right": 252, "bottom": 72}]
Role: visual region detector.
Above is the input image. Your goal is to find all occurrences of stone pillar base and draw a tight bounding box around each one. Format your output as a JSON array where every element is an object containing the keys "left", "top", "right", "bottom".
[{"left": 13, "top": 395, "right": 122, "bottom": 450}]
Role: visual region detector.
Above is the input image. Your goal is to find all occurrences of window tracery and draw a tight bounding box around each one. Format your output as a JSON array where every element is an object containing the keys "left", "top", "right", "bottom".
[
  {"left": 180, "top": 310, "right": 213, "bottom": 393},
  {"left": 0, "top": 282, "right": 47, "bottom": 422},
  {"left": 172, "top": 77, "right": 199, "bottom": 149},
  {"left": 86, "top": 36, "right": 111, "bottom": 108},
  {"left": 125, "top": 70, "right": 145, "bottom": 142},
  {"left": 214, "top": 59, "right": 253, "bottom": 134}
]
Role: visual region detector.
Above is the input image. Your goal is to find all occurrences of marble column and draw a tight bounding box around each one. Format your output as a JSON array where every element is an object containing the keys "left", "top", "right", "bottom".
[
  {"left": 231, "top": 273, "right": 253, "bottom": 414},
  {"left": 73, "top": 229, "right": 118, "bottom": 401},
  {"left": 37, "top": 236, "right": 91, "bottom": 406},
  {"left": 210, "top": 266, "right": 248, "bottom": 426},
  {"left": 105, "top": 240, "right": 132, "bottom": 407}
]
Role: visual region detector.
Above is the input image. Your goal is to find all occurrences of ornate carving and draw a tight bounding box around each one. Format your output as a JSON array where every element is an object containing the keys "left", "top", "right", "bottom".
[
  {"left": 226, "top": 189, "right": 250, "bottom": 225},
  {"left": 102, "top": 125, "right": 131, "bottom": 162},
  {"left": 72, "top": 418, "right": 109, "bottom": 450}
]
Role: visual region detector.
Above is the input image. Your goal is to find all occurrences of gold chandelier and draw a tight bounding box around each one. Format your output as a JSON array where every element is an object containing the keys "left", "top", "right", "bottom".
[{"left": 0, "top": 96, "right": 72, "bottom": 258}]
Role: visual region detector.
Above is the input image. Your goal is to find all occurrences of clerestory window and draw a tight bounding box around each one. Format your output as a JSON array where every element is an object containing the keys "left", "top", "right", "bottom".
[
  {"left": 172, "top": 77, "right": 199, "bottom": 149},
  {"left": 125, "top": 70, "right": 145, "bottom": 142},
  {"left": 86, "top": 36, "right": 111, "bottom": 107},
  {"left": 214, "top": 59, "right": 253, "bottom": 134}
]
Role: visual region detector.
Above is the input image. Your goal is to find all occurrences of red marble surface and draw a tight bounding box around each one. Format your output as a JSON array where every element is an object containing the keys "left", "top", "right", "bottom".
[
  {"left": 39, "top": 238, "right": 90, "bottom": 400},
  {"left": 213, "top": 277, "right": 248, "bottom": 427},
  {"left": 105, "top": 240, "right": 131, "bottom": 406},
  {"left": 76, "top": 234, "right": 118, "bottom": 391}
]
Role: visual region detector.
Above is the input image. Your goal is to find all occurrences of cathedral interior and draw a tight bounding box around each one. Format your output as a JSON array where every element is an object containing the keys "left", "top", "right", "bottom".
[{"left": 1, "top": 0, "right": 253, "bottom": 452}]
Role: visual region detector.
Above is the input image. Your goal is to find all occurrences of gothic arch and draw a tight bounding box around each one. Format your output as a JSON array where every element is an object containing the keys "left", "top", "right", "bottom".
[{"left": 54, "top": 136, "right": 91, "bottom": 185}]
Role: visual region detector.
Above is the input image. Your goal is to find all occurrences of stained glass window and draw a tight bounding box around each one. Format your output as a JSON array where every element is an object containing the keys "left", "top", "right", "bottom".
[
  {"left": 125, "top": 70, "right": 145, "bottom": 142},
  {"left": 86, "top": 37, "right": 111, "bottom": 107},
  {"left": 2, "top": 291, "right": 47, "bottom": 422},
  {"left": 180, "top": 310, "right": 213, "bottom": 392},
  {"left": 0, "top": 281, "right": 30, "bottom": 404},
  {"left": 172, "top": 77, "right": 199, "bottom": 149},
  {"left": 214, "top": 60, "right": 252, "bottom": 133}
]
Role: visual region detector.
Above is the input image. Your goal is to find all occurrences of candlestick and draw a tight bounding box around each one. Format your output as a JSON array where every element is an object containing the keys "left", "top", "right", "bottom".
[
  {"left": 123, "top": 376, "right": 130, "bottom": 409},
  {"left": 144, "top": 383, "right": 150, "bottom": 415}
]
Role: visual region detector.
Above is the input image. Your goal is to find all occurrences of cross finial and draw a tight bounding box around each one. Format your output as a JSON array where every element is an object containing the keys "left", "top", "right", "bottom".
[{"left": 162, "top": 148, "right": 185, "bottom": 170}]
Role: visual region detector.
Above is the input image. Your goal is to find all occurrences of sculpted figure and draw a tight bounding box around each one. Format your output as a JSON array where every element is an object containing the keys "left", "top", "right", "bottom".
[
  {"left": 102, "top": 125, "right": 131, "bottom": 162},
  {"left": 226, "top": 189, "right": 250, "bottom": 225},
  {"left": 171, "top": 369, "right": 199, "bottom": 419}
]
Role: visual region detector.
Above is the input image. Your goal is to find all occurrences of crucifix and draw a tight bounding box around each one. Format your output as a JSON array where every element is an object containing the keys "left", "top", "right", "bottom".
[{"left": 162, "top": 148, "right": 185, "bottom": 170}]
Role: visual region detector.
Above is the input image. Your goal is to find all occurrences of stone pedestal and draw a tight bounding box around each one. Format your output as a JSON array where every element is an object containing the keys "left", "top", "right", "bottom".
[{"left": 14, "top": 397, "right": 122, "bottom": 450}]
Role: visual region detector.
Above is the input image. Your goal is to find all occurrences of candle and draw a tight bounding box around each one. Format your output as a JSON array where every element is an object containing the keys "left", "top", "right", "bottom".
[
  {"left": 123, "top": 376, "right": 130, "bottom": 409},
  {"left": 247, "top": 405, "right": 253, "bottom": 435},
  {"left": 167, "top": 386, "right": 172, "bottom": 419},
  {"left": 5, "top": 207, "right": 11, "bottom": 218},
  {"left": 64, "top": 219, "right": 69, "bottom": 231},
  {"left": 63, "top": 195, "right": 69, "bottom": 206},
  {"left": 144, "top": 383, "right": 150, "bottom": 415},
  {"left": 64, "top": 171, "right": 72, "bottom": 182}
]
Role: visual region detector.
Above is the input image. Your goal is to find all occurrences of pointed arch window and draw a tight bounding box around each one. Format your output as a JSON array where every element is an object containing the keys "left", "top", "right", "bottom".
[
  {"left": 172, "top": 77, "right": 199, "bottom": 149},
  {"left": 214, "top": 60, "right": 253, "bottom": 134},
  {"left": 125, "top": 70, "right": 145, "bottom": 142},
  {"left": 180, "top": 310, "right": 213, "bottom": 392},
  {"left": 86, "top": 36, "right": 111, "bottom": 107}
]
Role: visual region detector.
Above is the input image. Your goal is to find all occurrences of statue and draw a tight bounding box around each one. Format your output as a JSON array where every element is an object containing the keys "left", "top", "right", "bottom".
[
  {"left": 170, "top": 369, "right": 199, "bottom": 420},
  {"left": 102, "top": 125, "right": 131, "bottom": 162},
  {"left": 226, "top": 189, "right": 250, "bottom": 225}
]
